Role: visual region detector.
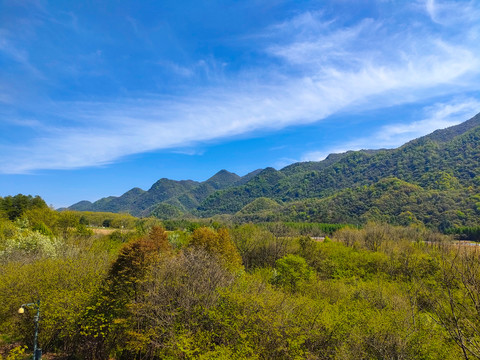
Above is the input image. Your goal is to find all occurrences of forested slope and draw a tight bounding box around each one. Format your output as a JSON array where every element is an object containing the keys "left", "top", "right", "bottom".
[
  {"left": 69, "top": 112, "right": 480, "bottom": 229},
  {"left": 70, "top": 170, "right": 248, "bottom": 216},
  {"left": 200, "top": 113, "right": 479, "bottom": 214}
]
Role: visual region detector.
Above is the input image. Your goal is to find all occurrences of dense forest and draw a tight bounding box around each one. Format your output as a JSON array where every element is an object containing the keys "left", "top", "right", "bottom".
[
  {"left": 69, "top": 112, "right": 480, "bottom": 232},
  {"left": 2, "top": 194, "right": 480, "bottom": 359}
]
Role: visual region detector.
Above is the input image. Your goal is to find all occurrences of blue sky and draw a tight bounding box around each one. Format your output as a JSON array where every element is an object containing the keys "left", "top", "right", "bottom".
[{"left": 1, "top": 0, "right": 479, "bottom": 208}]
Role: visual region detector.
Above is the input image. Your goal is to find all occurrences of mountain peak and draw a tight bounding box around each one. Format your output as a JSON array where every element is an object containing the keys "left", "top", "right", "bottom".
[{"left": 205, "top": 170, "right": 241, "bottom": 189}]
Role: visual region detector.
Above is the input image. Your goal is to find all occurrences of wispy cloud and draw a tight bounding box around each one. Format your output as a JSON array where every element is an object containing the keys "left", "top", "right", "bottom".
[
  {"left": 1, "top": 1, "right": 479, "bottom": 173},
  {"left": 156, "top": 60, "right": 195, "bottom": 78},
  {"left": 425, "top": 0, "right": 480, "bottom": 25},
  {"left": 302, "top": 98, "right": 480, "bottom": 161},
  {"left": 378, "top": 99, "right": 480, "bottom": 143},
  {"left": 0, "top": 32, "right": 44, "bottom": 78}
]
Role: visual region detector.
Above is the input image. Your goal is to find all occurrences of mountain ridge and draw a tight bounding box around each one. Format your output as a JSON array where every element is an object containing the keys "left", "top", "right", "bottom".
[{"left": 69, "top": 112, "right": 480, "bottom": 229}]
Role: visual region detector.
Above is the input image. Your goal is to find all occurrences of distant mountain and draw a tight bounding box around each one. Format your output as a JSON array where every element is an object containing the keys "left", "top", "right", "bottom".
[
  {"left": 199, "top": 113, "right": 480, "bottom": 216},
  {"left": 234, "top": 177, "right": 478, "bottom": 230},
  {"left": 70, "top": 170, "right": 249, "bottom": 216},
  {"left": 69, "top": 112, "right": 480, "bottom": 229}
]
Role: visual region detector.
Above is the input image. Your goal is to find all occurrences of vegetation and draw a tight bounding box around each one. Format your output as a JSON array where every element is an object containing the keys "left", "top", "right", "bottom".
[
  {"left": 2, "top": 196, "right": 480, "bottom": 359},
  {"left": 198, "top": 119, "right": 480, "bottom": 228},
  {"left": 445, "top": 226, "right": 480, "bottom": 241},
  {"left": 2, "top": 114, "right": 480, "bottom": 358}
]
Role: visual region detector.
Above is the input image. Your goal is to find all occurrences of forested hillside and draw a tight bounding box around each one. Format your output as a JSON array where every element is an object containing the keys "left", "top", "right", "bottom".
[
  {"left": 69, "top": 112, "right": 480, "bottom": 230},
  {"left": 70, "top": 169, "right": 262, "bottom": 216}
]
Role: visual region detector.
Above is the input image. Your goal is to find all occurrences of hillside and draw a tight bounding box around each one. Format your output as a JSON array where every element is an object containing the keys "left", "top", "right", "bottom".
[
  {"left": 200, "top": 113, "right": 480, "bottom": 214},
  {"left": 69, "top": 169, "right": 256, "bottom": 216},
  {"left": 69, "top": 112, "right": 480, "bottom": 229}
]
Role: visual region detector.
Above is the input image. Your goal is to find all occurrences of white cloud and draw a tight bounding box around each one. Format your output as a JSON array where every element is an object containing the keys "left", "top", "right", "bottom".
[
  {"left": 302, "top": 98, "right": 480, "bottom": 162},
  {"left": 373, "top": 99, "right": 480, "bottom": 145},
  {"left": 267, "top": 17, "right": 377, "bottom": 69},
  {"left": 1, "top": 2, "right": 480, "bottom": 173}
]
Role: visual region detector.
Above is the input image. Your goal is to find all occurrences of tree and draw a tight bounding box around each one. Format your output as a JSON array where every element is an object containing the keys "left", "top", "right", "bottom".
[
  {"left": 127, "top": 249, "right": 235, "bottom": 358},
  {"left": 430, "top": 247, "right": 480, "bottom": 359},
  {"left": 79, "top": 226, "right": 171, "bottom": 359},
  {"left": 0, "top": 195, "right": 47, "bottom": 221},
  {"left": 190, "top": 227, "right": 242, "bottom": 271},
  {"left": 56, "top": 211, "right": 79, "bottom": 238},
  {"left": 272, "top": 254, "right": 313, "bottom": 291}
]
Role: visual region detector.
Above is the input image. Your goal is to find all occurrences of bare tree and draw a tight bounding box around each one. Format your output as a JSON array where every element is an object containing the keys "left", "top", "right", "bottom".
[{"left": 429, "top": 245, "right": 480, "bottom": 359}]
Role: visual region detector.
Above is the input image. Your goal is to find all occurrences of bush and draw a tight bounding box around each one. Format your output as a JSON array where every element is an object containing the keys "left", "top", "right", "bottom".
[
  {"left": 0, "top": 229, "right": 60, "bottom": 260},
  {"left": 190, "top": 227, "right": 242, "bottom": 271},
  {"left": 272, "top": 254, "right": 313, "bottom": 291}
]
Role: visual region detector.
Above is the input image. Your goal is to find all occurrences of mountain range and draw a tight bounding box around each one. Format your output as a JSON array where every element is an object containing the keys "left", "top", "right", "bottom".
[{"left": 69, "top": 112, "right": 480, "bottom": 230}]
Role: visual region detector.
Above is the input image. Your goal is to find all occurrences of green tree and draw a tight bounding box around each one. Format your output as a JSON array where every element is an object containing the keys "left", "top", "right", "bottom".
[
  {"left": 56, "top": 211, "right": 79, "bottom": 238},
  {"left": 272, "top": 254, "right": 313, "bottom": 291},
  {"left": 79, "top": 226, "right": 171, "bottom": 359},
  {"left": 0, "top": 194, "right": 47, "bottom": 221}
]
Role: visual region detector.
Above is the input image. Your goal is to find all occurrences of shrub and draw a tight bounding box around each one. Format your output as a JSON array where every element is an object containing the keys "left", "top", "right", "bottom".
[{"left": 272, "top": 254, "right": 313, "bottom": 291}]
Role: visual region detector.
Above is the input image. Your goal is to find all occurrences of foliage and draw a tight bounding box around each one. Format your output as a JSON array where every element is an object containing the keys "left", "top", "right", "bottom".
[
  {"left": 78, "top": 226, "right": 170, "bottom": 358},
  {"left": 230, "top": 223, "right": 294, "bottom": 270},
  {"left": 0, "top": 219, "right": 18, "bottom": 243},
  {"left": 69, "top": 170, "right": 243, "bottom": 217},
  {"left": 189, "top": 227, "right": 242, "bottom": 271},
  {"left": 126, "top": 249, "right": 236, "bottom": 359},
  {"left": 0, "top": 252, "right": 111, "bottom": 355},
  {"left": 445, "top": 226, "right": 480, "bottom": 241},
  {"left": 0, "top": 195, "right": 48, "bottom": 221},
  {"left": 150, "top": 203, "right": 184, "bottom": 220},
  {"left": 426, "top": 247, "right": 480, "bottom": 359},
  {"left": 3, "top": 196, "right": 480, "bottom": 360},
  {"left": 272, "top": 254, "right": 313, "bottom": 291},
  {"left": 0, "top": 345, "right": 27, "bottom": 360},
  {"left": 0, "top": 228, "right": 60, "bottom": 259},
  {"left": 22, "top": 207, "right": 58, "bottom": 235},
  {"left": 66, "top": 211, "right": 139, "bottom": 229},
  {"left": 283, "top": 221, "right": 348, "bottom": 236}
]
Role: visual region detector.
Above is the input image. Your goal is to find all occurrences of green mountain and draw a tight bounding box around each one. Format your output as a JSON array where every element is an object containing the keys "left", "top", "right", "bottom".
[
  {"left": 70, "top": 170, "right": 249, "bottom": 216},
  {"left": 234, "top": 177, "right": 478, "bottom": 230},
  {"left": 69, "top": 112, "right": 480, "bottom": 229},
  {"left": 198, "top": 113, "right": 480, "bottom": 219}
]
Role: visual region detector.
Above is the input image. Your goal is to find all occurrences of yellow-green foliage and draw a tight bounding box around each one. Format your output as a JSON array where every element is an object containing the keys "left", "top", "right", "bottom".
[
  {"left": 272, "top": 254, "right": 313, "bottom": 291},
  {"left": 0, "top": 254, "right": 110, "bottom": 354},
  {"left": 21, "top": 207, "right": 59, "bottom": 234},
  {"left": 1, "top": 221, "right": 478, "bottom": 359},
  {"left": 123, "top": 249, "right": 236, "bottom": 359},
  {"left": 74, "top": 211, "right": 139, "bottom": 229},
  {"left": 78, "top": 226, "right": 171, "bottom": 358},
  {"left": 230, "top": 223, "right": 293, "bottom": 269},
  {"left": 0, "top": 209, "right": 116, "bottom": 357},
  {"left": 0, "top": 228, "right": 60, "bottom": 259},
  {"left": 0, "top": 345, "right": 27, "bottom": 360},
  {"left": 0, "top": 219, "right": 18, "bottom": 242},
  {"left": 190, "top": 227, "right": 242, "bottom": 271}
]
